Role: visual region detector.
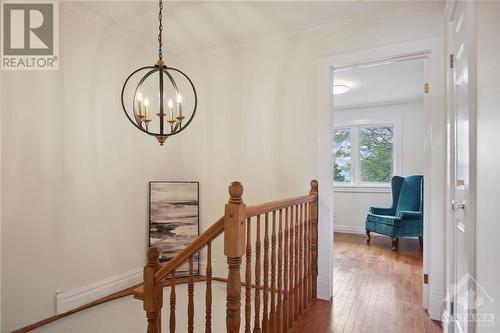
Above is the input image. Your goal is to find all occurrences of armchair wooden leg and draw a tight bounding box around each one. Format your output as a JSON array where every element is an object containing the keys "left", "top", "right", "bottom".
[
  {"left": 418, "top": 236, "right": 423, "bottom": 249},
  {"left": 366, "top": 230, "right": 371, "bottom": 245},
  {"left": 391, "top": 237, "right": 399, "bottom": 251}
]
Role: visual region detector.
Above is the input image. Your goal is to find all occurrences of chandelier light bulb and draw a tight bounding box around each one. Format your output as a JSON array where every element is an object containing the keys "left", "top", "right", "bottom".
[
  {"left": 176, "top": 93, "right": 183, "bottom": 103},
  {"left": 137, "top": 92, "right": 143, "bottom": 101},
  {"left": 167, "top": 99, "right": 173, "bottom": 108},
  {"left": 144, "top": 98, "right": 150, "bottom": 107}
]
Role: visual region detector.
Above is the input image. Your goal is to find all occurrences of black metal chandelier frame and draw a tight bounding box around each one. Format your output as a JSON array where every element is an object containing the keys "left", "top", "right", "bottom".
[{"left": 121, "top": 0, "right": 197, "bottom": 145}]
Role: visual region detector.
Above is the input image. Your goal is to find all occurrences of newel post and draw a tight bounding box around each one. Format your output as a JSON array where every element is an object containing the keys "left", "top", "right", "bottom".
[
  {"left": 224, "top": 181, "right": 247, "bottom": 333},
  {"left": 144, "top": 247, "right": 163, "bottom": 333},
  {"left": 309, "top": 180, "right": 319, "bottom": 298}
]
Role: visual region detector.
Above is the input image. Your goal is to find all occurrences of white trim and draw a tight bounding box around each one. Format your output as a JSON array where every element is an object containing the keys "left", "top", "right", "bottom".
[
  {"left": 429, "top": 292, "right": 445, "bottom": 322},
  {"left": 334, "top": 96, "right": 424, "bottom": 111},
  {"left": 442, "top": 309, "right": 453, "bottom": 333},
  {"left": 423, "top": 283, "right": 429, "bottom": 311},
  {"left": 55, "top": 268, "right": 142, "bottom": 315},
  {"left": 322, "top": 37, "right": 446, "bottom": 322},
  {"left": 173, "top": 5, "right": 444, "bottom": 63},
  {"left": 333, "top": 185, "right": 391, "bottom": 193},
  {"left": 334, "top": 116, "right": 403, "bottom": 127},
  {"left": 316, "top": 275, "right": 333, "bottom": 301},
  {"left": 333, "top": 225, "right": 366, "bottom": 235}
]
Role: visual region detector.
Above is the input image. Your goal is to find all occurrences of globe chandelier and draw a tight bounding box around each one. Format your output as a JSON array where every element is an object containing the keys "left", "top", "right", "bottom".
[{"left": 121, "top": 0, "right": 197, "bottom": 145}]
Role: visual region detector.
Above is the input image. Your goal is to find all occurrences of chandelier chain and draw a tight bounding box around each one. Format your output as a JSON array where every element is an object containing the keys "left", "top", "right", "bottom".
[{"left": 158, "top": 0, "right": 163, "bottom": 60}]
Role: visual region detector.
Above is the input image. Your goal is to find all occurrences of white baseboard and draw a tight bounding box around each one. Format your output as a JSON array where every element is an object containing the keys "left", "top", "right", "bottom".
[
  {"left": 317, "top": 275, "right": 332, "bottom": 300},
  {"left": 333, "top": 224, "right": 366, "bottom": 235},
  {"left": 55, "top": 268, "right": 142, "bottom": 314},
  {"left": 428, "top": 292, "right": 444, "bottom": 321},
  {"left": 423, "top": 283, "right": 429, "bottom": 310}
]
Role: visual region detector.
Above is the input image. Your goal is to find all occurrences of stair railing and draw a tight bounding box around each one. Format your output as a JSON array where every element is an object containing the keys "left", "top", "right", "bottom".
[{"left": 137, "top": 180, "right": 319, "bottom": 333}]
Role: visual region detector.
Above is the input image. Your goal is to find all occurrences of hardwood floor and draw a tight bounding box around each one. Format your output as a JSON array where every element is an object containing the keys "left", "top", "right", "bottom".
[{"left": 295, "top": 232, "right": 442, "bottom": 333}]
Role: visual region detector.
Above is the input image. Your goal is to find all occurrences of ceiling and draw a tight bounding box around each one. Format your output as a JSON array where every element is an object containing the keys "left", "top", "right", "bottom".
[
  {"left": 71, "top": 1, "right": 444, "bottom": 58},
  {"left": 333, "top": 58, "right": 425, "bottom": 109}
]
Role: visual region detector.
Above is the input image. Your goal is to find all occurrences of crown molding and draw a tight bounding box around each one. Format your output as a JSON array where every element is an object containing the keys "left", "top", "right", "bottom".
[
  {"left": 334, "top": 96, "right": 424, "bottom": 111},
  {"left": 173, "top": 4, "right": 445, "bottom": 63}
]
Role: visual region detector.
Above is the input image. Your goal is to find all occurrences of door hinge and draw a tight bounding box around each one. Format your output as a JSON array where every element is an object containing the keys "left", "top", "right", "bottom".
[
  {"left": 424, "top": 274, "right": 429, "bottom": 284},
  {"left": 450, "top": 301, "right": 454, "bottom": 315},
  {"left": 424, "top": 83, "right": 430, "bottom": 94},
  {"left": 450, "top": 54, "right": 454, "bottom": 69}
]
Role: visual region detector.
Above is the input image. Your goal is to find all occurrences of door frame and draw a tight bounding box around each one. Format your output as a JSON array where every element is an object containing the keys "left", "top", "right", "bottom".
[
  {"left": 444, "top": 1, "right": 478, "bottom": 331},
  {"left": 316, "top": 37, "right": 446, "bottom": 320}
]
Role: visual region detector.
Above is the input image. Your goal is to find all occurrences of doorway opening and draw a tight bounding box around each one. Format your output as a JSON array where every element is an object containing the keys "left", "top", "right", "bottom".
[{"left": 331, "top": 54, "right": 439, "bottom": 331}]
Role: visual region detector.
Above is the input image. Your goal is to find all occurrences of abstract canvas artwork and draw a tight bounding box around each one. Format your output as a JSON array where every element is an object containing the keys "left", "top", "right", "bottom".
[{"left": 149, "top": 181, "right": 199, "bottom": 276}]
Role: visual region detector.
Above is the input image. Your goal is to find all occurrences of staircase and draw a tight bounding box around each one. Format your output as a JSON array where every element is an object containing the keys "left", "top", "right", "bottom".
[{"left": 133, "top": 180, "right": 319, "bottom": 333}]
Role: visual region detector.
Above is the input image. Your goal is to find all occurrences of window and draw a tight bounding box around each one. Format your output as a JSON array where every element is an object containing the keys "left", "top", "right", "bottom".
[
  {"left": 333, "top": 128, "right": 352, "bottom": 183},
  {"left": 333, "top": 121, "right": 399, "bottom": 188},
  {"left": 359, "top": 126, "right": 394, "bottom": 183}
]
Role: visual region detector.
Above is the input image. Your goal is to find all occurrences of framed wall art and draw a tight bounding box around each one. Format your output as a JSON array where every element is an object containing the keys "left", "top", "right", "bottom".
[{"left": 149, "top": 181, "right": 199, "bottom": 276}]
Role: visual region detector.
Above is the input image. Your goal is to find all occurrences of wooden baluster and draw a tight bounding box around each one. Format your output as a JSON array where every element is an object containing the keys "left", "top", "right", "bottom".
[
  {"left": 270, "top": 211, "right": 277, "bottom": 331},
  {"left": 245, "top": 218, "right": 252, "bottom": 333},
  {"left": 170, "top": 271, "right": 176, "bottom": 333},
  {"left": 310, "top": 180, "right": 319, "bottom": 299},
  {"left": 305, "top": 203, "right": 310, "bottom": 310},
  {"left": 277, "top": 209, "right": 284, "bottom": 333},
  {"left": 188, "top": 256, "right": 195, "bottom": 333},
  {"left": 309, "top": 201, "right": 313, "bottom": 303},
  {"left": 294, "top": 205, "right": 299, "bottom": 320},
  {"left": 254, "top": 215, "right": 262, "bottom": 333},
  {"left": 302, "top": 204, "right": 306, "bottom": 312},
  {"left": 304, "top": 203, "right": 309, "bottom": 310},
  {"left": 298, "top": 204, "right": 303, "bottom": 317},
  {"left": 144, "top": 247, "right": 162, "bottom": 333},
  {"left": 308, "top": 201, "right": 313, "bottom": 303},
  {"left": 206, "top": 242, "right": 213, "bottom": 333},
  {"left": 301, "top": 204, "right": 306, "bottom": 313},
  {"left": 262, "top": 213, "right": 270, "bottom": 332},
  {"left": 283, "top": 207, "right": 289, "bottom": 333},
  {"left": 288, "top": 206, "right": 294, "bottom": 329},
  {"left": 225, "top": 182, "right": 246, "bottom": 333}
]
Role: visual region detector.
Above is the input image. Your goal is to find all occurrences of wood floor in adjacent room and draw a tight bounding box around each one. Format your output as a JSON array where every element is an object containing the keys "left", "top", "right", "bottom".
[{"left": 295, "top": 232, "right": 442, "bottom": 333}]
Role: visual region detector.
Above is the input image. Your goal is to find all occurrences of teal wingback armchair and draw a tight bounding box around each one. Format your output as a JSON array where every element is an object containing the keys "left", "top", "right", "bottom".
[{"left": 365, "top": 175, "right": 423, "bottom": 251}]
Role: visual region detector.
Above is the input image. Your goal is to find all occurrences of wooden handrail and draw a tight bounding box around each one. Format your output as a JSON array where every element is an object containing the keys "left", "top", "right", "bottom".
[
  {"left": 141, "top": 180, "right": 319, "bottom": 333},
  {"left": 154, "top": 217, "right": 225, "bottom": 283},
  {"left": 153, "top": 195, "right": 316, "bottom": 283},
  {"left": 246, "top": 194, "right": 315, "bottom": 217}
]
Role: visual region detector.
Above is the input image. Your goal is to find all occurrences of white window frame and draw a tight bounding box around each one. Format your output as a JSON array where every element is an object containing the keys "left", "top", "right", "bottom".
[{"left": 333, "top": 117, "right": 402, "bottom": 193}]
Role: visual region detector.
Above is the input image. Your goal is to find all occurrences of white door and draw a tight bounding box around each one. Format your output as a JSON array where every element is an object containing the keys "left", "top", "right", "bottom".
[{"left": 448, "top": 1, "right": 476, "bottom": 332}]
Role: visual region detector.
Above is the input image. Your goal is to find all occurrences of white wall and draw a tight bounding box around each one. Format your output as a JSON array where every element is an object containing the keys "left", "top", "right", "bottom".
[
  {"left": 333, "top": 101, "right": 426, "bottom": 233},
  {"left": 475, "top": 2, "right": 500, "bottom": 331},
  {"left": 0, "top": 4, "right": 178, "bottom": 331},
  {"left": 0, "top": 2, "right": 445, "bottom": 331},
  {"left": 173, "top": 6, "right": 444, "bottom": 308}
]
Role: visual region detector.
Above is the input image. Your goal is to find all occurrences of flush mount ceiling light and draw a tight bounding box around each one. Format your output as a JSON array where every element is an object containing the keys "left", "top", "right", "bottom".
[
  {"left": 121, "top": 0, "right": 197, "bottom": 145},
  {"left": 333, "top": 83, "right": 350, "bottom": 95}
]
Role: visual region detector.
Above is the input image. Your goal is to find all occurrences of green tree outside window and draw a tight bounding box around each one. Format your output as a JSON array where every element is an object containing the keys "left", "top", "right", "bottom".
[
  {"left": 333, "top": 125, "right": 394, "bottom": 184},
  {"left": 359, "top": 126, "right": 393, "bottom": 183},
  {"left": 333, "top": 128, "right": 352, "bottom": 183}
]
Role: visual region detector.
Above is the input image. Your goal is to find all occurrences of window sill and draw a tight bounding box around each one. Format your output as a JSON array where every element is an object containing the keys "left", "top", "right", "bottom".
[{"left": 333, "top": 185, "right": 391, "bottom": 193}]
